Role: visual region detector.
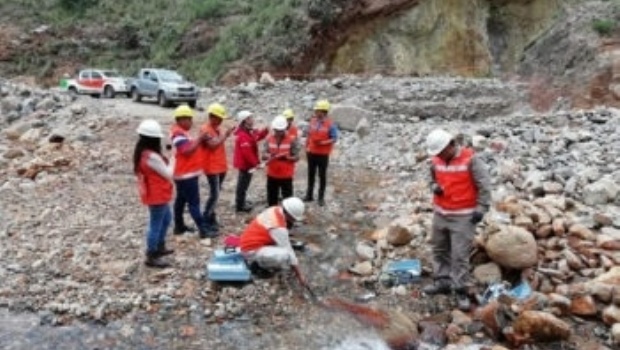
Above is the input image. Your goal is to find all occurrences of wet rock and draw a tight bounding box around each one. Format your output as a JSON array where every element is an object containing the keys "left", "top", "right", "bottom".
[
  {"left": 570, "top": 295, "right": 598, "bottom": 316},
  {"left": 508, "top": 311, "right": 571, "bottom": 344},
  {"left": 485, "top": 225, "right": 537, "bottom": 269}
]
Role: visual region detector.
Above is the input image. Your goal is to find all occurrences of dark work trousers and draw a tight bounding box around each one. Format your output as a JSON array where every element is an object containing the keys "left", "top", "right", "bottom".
[
  {"left": 306, "top": 152, "right": 329, "bottom": 200},
  {"left": 430, "top": 212, "right": 476, "bottom": 290},
  {"left": 173, "top": 176, "right": 206, "bottom": 232},
  {"left": 203, "top": 172, "right": 226, "bottom": 231},
  {"left": 235, "top": 170, "right": 253, "bottom": 210},
  {"left": 267, "top": 176, "right": 293, "bottom": 207}
]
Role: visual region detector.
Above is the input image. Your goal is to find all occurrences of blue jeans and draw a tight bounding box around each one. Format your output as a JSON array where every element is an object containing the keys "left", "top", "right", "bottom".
[
  {"left": 203, "top": 173, "right": 226, "bottom": 230},
  {"left": 147, "top": 204, "right": 171, "bottom": 254},
  {"left": 174, "top": 176, "right": 206, "bottom": 231}
]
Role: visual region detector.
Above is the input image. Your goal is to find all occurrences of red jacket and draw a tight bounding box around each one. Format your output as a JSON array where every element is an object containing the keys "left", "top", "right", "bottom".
[{"left": 233, "top": 126, "right": 268, "bottom": 171}]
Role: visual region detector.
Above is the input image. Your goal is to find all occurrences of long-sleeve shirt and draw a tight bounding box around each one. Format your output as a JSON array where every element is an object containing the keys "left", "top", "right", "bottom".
[{"left": 146, "top": 152, "right": 174, "bottom": 182}]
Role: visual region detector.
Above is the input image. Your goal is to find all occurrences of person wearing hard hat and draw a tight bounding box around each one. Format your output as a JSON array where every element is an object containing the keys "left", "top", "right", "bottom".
[
  {"left": 263, "top": 115, "right": 300, "bottom": 206},
  {"left": 282, "top": 108, "right": 299, "bottom": 139},
  {"left": 304, "top": 99, "right": 339, "bottom": 207},
  {"left": 200, "top": 103, "right": 234, "bottom": 236},
  {"left": 133, "top": 119, "right": 174, "bottom": 268},
  {"left": 423, "top": 128, "right": 491, "bottom": 311},
  {"left": 233, "top": 110, "right": 269, "bottom": 213},
  {"left": 239, "top": 197, "right": 308, "bottom": 286},
  {"left": 169, "top": 105, "right": 211, "bottom": 238}
]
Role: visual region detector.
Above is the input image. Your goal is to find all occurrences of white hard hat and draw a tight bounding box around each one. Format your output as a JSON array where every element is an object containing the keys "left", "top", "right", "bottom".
[
  {"left": 271, "top": 115, "right": 288, "bottom": 131},
  {"left": 237, "top": 110, "right": 253, "bottom": 123},
  {"left": 136, "top": 119, "right": 164, "bottom": 138},
  {"left": 282, "top": 197, "right": 305, "bottom": 221},
  {"left": 426, "top": 128, "right": 453, "bottom": 156}
]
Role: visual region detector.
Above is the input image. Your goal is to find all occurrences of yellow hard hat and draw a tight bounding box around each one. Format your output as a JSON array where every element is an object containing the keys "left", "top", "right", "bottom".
[
  {"left": 314, "top": 100, "right": 330, "bottom": 112},
  {"left": 174, "top": 104, "right": 194, "bottom": 119},
  {"left": 207, "top": 103, "right": 227, "bottom": 119},
  {"left": 282, "top": 108, "right": 295, "bottom": 119}
]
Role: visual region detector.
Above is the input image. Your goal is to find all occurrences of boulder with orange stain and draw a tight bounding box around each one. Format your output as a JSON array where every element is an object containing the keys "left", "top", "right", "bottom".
[{"left": 505, "top": 310, "right": 571, "bottom": 346}]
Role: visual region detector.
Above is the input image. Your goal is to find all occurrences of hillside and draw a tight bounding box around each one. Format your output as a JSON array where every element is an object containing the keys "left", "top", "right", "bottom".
[{"left": 0, "top": 0, "right": 619, "bottom": 108}]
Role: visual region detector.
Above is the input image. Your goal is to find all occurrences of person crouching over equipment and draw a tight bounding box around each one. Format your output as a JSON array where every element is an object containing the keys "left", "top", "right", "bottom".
[{"left": 239, "top": 197, "right": 308, "bottom": 287}]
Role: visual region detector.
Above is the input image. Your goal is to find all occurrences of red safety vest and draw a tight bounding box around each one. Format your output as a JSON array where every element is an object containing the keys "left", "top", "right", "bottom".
[
  {"left": 170, "top": 124, "right": 202, "bottom": 179},
  {"left": 200, "top": 123, "right": 227, "bottom": 175},
  {"left": 240, "top": 207, "right": 287, "bottom": 252},
  {"left": 432, "top": 147, "right": 478, "bottom": 215},
  {"left": 266, "top": 134, "right": 295, "bottom": 179},
  {"left": 136, "top": 150, "right": 173, "bottom": 205},
  {"left": 306, "top": 117, "right": 334, "bottom": 155}
]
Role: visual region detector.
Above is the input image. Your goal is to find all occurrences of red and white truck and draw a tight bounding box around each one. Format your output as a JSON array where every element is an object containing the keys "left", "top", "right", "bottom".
[{"left": 64, "top": 69, "right": 131, "bottom": 98}]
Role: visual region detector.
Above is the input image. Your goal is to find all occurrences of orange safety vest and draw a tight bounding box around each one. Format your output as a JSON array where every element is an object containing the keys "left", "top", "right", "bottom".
[
  {"left": 200, "top": 123, "right": 227, "bottom": 175},
  {"left": 266, "top": 134, "right": 295, "bottom": 179},
  {"left": 432, "top": 147, "right": 478, "bottom": 215},
  {"left": 136, "top": 150, "right": 173, "bottom": 206},
  {"left": 170, "top": 125, "right": 202, "bottom": 179},
  {"left": 287, "top": 124, "right": 299, "bottom": 140},
  {"left": 306, "top": 117, "right": 334, "bottom": 155},
  {"left": 240, "top": 207, "right": 287, "bottom": 252}
]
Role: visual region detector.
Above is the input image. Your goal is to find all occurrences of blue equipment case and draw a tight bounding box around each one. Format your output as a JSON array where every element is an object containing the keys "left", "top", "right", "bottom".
[
  {"left": 206, "top": 247, "right": 252, "bottom": 282},
  {"left": 380, "top": 259, "right": 422, "bottom": 286}
]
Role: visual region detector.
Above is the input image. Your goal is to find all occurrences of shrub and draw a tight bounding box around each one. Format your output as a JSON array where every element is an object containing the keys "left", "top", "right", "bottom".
[{"left": 592, "top": 19, "right": 616, "bottom": 36}]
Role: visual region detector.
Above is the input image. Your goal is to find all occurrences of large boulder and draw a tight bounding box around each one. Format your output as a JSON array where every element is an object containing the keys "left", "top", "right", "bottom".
[
  {"left": 583, "top": 177, "right": 619, "bottom": 205},
  {"left": 330, "top": 104, "right": 374, "bottom": 131},
  {"left": 485, "top": 225, "right": 538, "bottom": 269}
]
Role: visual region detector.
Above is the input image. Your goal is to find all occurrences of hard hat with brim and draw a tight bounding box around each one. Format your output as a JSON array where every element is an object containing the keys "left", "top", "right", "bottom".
[
  {"left": 426, "top": 129, "right": 453, "bottom": 156},
  {"left": 207, "top": 103, "right": 228, "bottom": 119},
  {"left": 137, "top": 119, "right": 164, "bottom": 138}
]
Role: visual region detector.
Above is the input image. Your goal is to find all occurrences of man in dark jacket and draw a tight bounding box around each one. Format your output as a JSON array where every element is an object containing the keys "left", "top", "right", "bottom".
[{"left": 233, "top": 111, "right": 268, "bottom": 212}]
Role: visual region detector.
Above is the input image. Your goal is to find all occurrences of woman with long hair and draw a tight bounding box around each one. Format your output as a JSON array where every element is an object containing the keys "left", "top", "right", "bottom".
[{"left": 133, "top": 119, "right": 174, "bottom": 268}]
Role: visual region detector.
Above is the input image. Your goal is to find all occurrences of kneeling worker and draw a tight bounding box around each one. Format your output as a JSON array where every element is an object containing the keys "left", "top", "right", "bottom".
[{"left": 239, "top": 197, "right": 307, "bottom": 286}]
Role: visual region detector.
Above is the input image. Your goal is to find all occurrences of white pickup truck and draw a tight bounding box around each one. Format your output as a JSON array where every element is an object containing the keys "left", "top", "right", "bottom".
[{"left": 64, "top": 69, "right": 131, "bottom": 98}]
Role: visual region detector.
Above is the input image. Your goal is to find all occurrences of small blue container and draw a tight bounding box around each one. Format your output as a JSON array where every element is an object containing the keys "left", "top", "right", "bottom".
[
  {"left": 381, "top": 259, "right": 422, "bottom": 286},
  {"left": 206, "top": 248, "right": 252, "bottom": 282}
]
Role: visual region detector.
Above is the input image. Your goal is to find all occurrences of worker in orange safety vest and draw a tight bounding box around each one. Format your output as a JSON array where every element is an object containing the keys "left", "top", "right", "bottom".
[
  {"left": 200, "top": 102, "right": 234, "bottom": 236},
  {"left": 239, "top": 197, "right": 307, "bottom": 286},
  {"left": 422, "top": 128, "right": 491, "bottom": 311},
  {"left": 263, "top": 115, "right": 300, "bottom": 207},
  {"left": 303, "top": 100, "right": 339, "bottom": 207}
]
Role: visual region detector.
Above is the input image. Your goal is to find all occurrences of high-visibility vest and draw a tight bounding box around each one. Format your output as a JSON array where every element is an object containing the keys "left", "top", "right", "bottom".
[
  {"left": 170, "top": 125, "right": 202, "bottom": 179},
  {"left": 306, "top": 117, "right": 334, "bottom": 155},
  {"left": 266, "top": 134, "right": 295, "bottom": 179},
  {"left": 136, "top": 150, "right": 173, "bottom": 205},
  {"left": 287, "top": 124, "right": 299, "bottom": 140},
  {"left": 432, "top": 147, "right": 478, "bottom": 215},
  {"left": 240, "top": 207, "right": 287, "bottom": 252},
  {"left": 200, "top": 123, "right": 227, "bottom": 175}
]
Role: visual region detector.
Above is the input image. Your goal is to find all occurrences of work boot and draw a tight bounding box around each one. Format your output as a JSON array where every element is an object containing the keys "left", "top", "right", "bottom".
[
  {"left": 303, "top": 195, "right": 314, "bottom": 202},
  {"left": 144, "top": 253, "right": 171, "bottom": 268},
  {"left": 173, "top": 225, "right": 195, "bottom": 235},
  {"left": 318, "top": 198, "right": 325, "bottom": 207},
  {"left": 156, "top": 243, "right": 174, "bottom": 257},
  {"left": 455, "top": 289, "right": 472, "bottom": 311},
  {"left": 423, "top": 279, "right": 452, "bottom": 295}
]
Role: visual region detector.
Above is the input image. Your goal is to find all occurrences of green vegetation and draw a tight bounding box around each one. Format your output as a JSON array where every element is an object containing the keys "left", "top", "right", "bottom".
[
  {"left": 1, "top": 0, "right": 321, "bottom": 83},
  {"left": 592, "top": 18, "right": 616, "bottom": 36}
]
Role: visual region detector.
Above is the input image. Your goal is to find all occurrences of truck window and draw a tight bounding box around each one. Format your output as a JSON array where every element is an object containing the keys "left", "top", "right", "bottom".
[
  {"left": 102, "top": 71, "right": 120, "bottom": 78},
  {"left": 91, "top": 71, "right": 102, "bottom": 79},
  {"left": 79, "top": 71, "right": 91, "bottom": 80}
]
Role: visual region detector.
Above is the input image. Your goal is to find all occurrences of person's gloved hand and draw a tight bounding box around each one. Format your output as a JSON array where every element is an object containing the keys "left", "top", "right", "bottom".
[
  {"left": 471, "top": 211, "right": 484, "bottom": 224},
  {"left": 432, "top": 184, "right": 444, "bottom": 196}
]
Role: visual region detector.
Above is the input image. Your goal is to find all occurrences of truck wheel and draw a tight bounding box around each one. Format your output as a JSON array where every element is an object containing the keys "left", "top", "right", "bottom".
[
  {"left": 103, "top": 85, "right": 115, "bottom": 99},
  {"left": 68, "top": 86, "right": 78, "bottom": 96},
  {"left": 158, "top": 91, "right": 169, "bottom": 107},
  {"left": 188, "top": 100, "right": 197, "bottom": 108},
  {"left": 132, "top": 88, "right": 142, "bottom": 102}
]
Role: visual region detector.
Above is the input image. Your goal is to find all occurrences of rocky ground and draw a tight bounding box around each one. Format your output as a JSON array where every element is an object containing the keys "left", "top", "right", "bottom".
[{"left": 0, "top": 75, "right": 619, "bottom": 349}]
